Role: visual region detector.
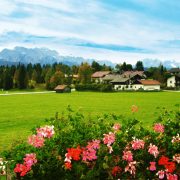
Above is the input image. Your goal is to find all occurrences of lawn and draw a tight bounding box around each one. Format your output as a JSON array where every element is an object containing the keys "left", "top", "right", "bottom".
[{"left": 0, "top": 91, "right": 179, "bottom": 152}]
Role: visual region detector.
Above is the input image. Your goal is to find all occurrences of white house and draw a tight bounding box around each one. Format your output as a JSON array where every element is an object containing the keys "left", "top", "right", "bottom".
[
  {"left": 133, "top": 80, "right": 161, "bottom": 91},
  {"left": 167, "top": 75, "right": 180, "bottom": 88},
  {"left": 91, "top": 71, "right": 111, "bottom": 83}
]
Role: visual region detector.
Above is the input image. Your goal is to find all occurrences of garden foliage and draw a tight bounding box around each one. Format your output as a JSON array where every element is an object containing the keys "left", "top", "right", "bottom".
[{"left": 2, "top": 106, "right": 180, "bottom": 179}]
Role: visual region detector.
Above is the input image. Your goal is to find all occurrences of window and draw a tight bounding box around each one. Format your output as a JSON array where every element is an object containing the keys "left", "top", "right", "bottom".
[{"left": 170, "top": 81, "right": 172, "bottom": 83}]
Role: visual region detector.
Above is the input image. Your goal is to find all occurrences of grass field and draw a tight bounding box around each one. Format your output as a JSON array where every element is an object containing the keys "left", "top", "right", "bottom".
[{"left": 0, "top": 91, "right": 179, "bottom": 152}]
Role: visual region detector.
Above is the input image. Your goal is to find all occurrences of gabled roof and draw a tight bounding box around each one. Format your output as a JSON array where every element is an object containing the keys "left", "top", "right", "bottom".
[
  {"left": 122, "top": 71, "right": 145, "bottom": 78},
  {"left": 138, "top": 80, "right": 161, "bottom": 85},
  {"left": 111, "top": 77, "right": 130, "bottom": 83},
  {"left": 91, "top": 71, "right": 111, "bottom": 78},
  {"left": 102, "top": 74, "right": 122, "bottom": 81},
  {"left": 169, "top": 68, "right": 180, "bottom": 73},
  {"left": 54, "top": 85, "right": 68, "bottom": 90}
]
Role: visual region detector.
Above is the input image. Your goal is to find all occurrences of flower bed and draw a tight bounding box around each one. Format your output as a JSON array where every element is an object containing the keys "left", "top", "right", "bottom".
[{"left": 2, "top": 106, "right": 180, "bottom": 179}]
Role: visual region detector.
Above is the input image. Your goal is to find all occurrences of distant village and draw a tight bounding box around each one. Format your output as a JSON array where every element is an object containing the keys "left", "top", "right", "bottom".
[{"left": 0, "top": 60, "right": 179, "bottom": 92}]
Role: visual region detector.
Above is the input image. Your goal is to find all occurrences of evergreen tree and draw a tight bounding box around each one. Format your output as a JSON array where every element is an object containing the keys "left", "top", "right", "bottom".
[
  {"left": 18, "top": 65, "right": 28, "bottom": 89},
  {"left": 3, "top": 68, "right": 13, "bottom": 90},
  {"left": 135, "top": 61, "right": 144, "bottom": 71}
]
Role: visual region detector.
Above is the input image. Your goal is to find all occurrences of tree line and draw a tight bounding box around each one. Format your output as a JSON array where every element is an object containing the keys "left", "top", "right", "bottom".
[{"left": 0, "top": 60, "right": 169, "bottom": 90}]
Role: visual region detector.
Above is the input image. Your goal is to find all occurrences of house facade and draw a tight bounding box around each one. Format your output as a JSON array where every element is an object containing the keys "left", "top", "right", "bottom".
[
  {"left": 91, "top": 71, "right": 111, "bottom": 83},
  {"left": 167, "top": 75, "right": 180, "bottom": 88}
]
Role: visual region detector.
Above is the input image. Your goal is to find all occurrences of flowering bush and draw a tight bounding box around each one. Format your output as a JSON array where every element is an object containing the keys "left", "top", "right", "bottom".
[{"left": 2, "top": 106, "right": 180, "bottom": 179}]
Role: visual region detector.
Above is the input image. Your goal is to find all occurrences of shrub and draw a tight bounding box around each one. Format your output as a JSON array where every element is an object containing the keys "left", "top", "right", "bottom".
[
  {"left": 2, "top": 106, "right": 180, "bottom": 179},
  {"left": 75, "top": 83, "right": 113, "bottom": 92}
]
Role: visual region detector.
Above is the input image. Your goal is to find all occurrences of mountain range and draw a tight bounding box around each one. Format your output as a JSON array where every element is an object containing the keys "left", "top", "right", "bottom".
[{"left": 0, "top": 47, "right": 179, "bottom": 69}]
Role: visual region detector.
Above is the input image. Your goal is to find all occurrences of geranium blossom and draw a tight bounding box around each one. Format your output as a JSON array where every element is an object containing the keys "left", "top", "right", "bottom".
[
  {"left": 148, "top": 144, "right": 159, "bottom": 158},
  {"left": 82, "top": 148, "right": 97, "bottom": 161},
  {"left": 171, "top": 134, "right": 180, "bottom": 143},
  {"left": 86, "top": 140, "right": 100, "bottom": 150},
  {"left": 122, "top": 151, "right": 133, "bottom": 162},
  {"left": 23, "top": 153, "right": 37, "bottom": 167},
  {"left": 125, "top": 161, "right": 136, "bottom": 176},
  {"left": 173, "top": 154, "right": 180, "bottom": 164},
  {"left": 153, "top": 123, "right": 164, "bottom": 133},
  {"left": 165, "top": 162, "right": 176, "bottom": 173},
  {"left": 111, "top": 166, "right": 122, "bottom": 177},
  {"left": 149, "top": 162, "right": 156, "bottom": 171},
  {"left": 131, "top": 138, "right": 145, "bottom": 150},
  {"left": 64, "top": 162, "right": 72, "bottom": 170},
  {"left": 157, "top": 170, "right": 165, "bottom": 179},
  {"left": 166, "top": 173, "right": 178, "bottom": 180},
  {"left": 103, "top": 132, "right": 115, "bottom": 146},
  {"left": 36, "top": 125, "right": 55, "bottom": 138},
  {"left": 14, "top": 164, "right": 31, "bottom": 177},
  {"left": 112, "top": 123, "right": 121, "bottom": 132},
  {"left": 28, "top": 135, "right": 45, "bottom": 148},
  {"left": 66, "top": 146, "right": 82, "bottom": 161},
  {"left": 158, "top": 156, "right": 169, "bottom": 165}
]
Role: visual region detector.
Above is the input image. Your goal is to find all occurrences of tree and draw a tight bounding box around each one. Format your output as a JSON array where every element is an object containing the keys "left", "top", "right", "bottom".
[
  {"left": 135, "top": 61, "right": 144, "bottom": 71},
  {"left": 78, "top": 63, "right": 92, "bottom": 84},
  {"left": 3, "top": 68, "right": 13, "bottom": 90},
  {"left": 91, "top": 61, "right": 102, "bottom": 72},
  {"left": 18, "top": 65, "right": 28, "bottom": 89},
  {"left": 49, "top": 71, "right": 65, "bottom": 89}
]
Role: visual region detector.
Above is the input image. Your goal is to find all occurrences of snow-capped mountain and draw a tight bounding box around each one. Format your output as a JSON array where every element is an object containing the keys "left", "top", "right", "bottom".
[
  {"left": 142, "top": 59, "right": 180, "bottom": 69},
  {"left": 0, "top": 47, "right": 114, "bottom": 67}
]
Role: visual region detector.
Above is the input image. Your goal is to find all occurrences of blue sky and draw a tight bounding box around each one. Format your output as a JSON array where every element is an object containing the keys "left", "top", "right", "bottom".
[{"left": 0, "top": 0, "right": 180, "bottom": 64}]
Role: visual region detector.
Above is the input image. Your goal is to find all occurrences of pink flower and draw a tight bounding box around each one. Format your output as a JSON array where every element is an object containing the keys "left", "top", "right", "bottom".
[
  {"left": 157, "top": 170, "right": 165, "bottom": 179},
  {"left": 173, "top": 154, "right": 180, "bottom": 164},
  {"left": 125, "top": 161, "right": 136, "bottom": 176},
  {"left": 107, "top": 144, "right": 113, "bottom": 154},
  {"left": 123, "top": 151, "right": 133, "bottom": 162},
  {"left": 149, "top": 162, "right": 156, "bottom": 171},
  {"left": 113, "top": 123, "right": 121, "bottom": 132},
  {"left": 166, "top": 173, "right": 178, "bottom": 180},
  {"left": 64, "top": 153, "right": 72, "bottom": 163},
  {"left": 148, "top": 143, "right": 159, "bottom": 158},
  {"left": 36, "top": 125, "right": 55, "bottom": 138},
  {"left": 131, "top": 138, "right": 145, "bottom": 150},
  {"left": 103, "top": 132, "right": 115, "bottom": 146},
  {"left": 172, "top": 134, "right": 180, "bottom": 143},
  {"left": 82, "top": 148, "right": 97, "bottom": 161},
  {"left": 86, "top": 140, "right": 100, "bottom": 150},
  {"left": 23, "top": 153, "right": 37, "bottom": 168},
  {"left": 153, "top": 123, "right": 164, "bottom": 133},
  {"left": 28, "top": 135, "right": 45, "bottom": 148}
]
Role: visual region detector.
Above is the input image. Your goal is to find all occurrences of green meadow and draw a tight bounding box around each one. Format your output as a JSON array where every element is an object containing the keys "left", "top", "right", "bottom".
[{"left": 0, "top": 91, "right": 179, "bottom": 152}]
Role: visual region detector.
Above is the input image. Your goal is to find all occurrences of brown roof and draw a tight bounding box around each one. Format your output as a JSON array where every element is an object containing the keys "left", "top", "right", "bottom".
[
  {"left": 92, "top": 71, "right": 111, "bottom": 78},
  {"left": 54, "top": 85, "right": 67, "bottom": 90},
  {"left": 138, "top": 80, "right": 161, "bottom": 85},
  {"left": 122, "top": 71, "right": 145, "bottom": 78}
]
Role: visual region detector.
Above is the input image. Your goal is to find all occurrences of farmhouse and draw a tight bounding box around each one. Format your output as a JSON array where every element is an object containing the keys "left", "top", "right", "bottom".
[
  {"left": 133, "top": 80, "right": 161, "bottom": 91},
  {"left": 168, "top": 68, "right": 180, "bottom": 75},
  {"left": 91, "top": 71, "right": 111, "bottom": 83},
  {"left": 54, "top": 85, "right": 71, "bottom": 93},
  {"left": 167, "top": 75, "right": 180, "bottom": 88}
]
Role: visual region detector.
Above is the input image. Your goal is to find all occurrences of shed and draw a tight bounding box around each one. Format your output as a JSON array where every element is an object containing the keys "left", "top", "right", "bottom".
[{"left": 54, "top": 85, "right": 71, "bottom": 93}]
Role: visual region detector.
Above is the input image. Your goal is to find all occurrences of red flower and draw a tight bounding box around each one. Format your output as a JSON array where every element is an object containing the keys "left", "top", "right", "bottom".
[
  {"left": 67, "top": 146, "right": 81, "bottom": 161},
  {"left": 111, "top": 166, "right": 122, "bottom": 177},
  {"left": 158, "top": 156, "right": 169, "bottom": 165},
  {"left": 165, "top": 162, "right": 176, "bottom": 173},
  {"left": 64, "top": 162, "right": 72, "bottom": 170}
]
